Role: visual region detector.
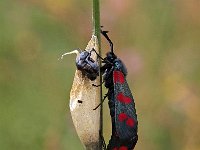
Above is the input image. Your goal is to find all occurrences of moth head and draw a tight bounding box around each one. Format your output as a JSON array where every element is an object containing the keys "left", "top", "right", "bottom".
[{"left": 105, "top": 52, "right": 117, "bottom": 63}]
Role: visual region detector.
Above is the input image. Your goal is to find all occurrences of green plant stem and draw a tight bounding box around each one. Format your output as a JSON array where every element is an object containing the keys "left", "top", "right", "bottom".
[
  {"left": 92, "top": 0, "right": 101, "bottom": 41},
  {"left": 92, "top": 0, "right": 102, "bottom": 149}
]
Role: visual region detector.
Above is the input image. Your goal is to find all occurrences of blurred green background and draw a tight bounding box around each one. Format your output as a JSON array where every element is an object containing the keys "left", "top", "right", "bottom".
[{"left": 0, "top": 0, "right": 200, "bottom": 150}]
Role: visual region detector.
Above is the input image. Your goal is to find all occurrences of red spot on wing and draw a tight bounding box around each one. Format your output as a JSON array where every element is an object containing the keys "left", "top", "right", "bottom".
[
  {"left": 117, "top": 93, "right": 132, "bottom": 104},
  {"left": 118, "top": 113, "right": 135, "bottom": 128},
  {"left": 126, "top": 118, "right": 135, "bottom": 127},
  {"left": 113, "top": 71, "right": 125, "bottom": 84},
  {"left": 119, "top": 146, "right": 128, "bottom": 150},
  {"left": 118, "top": 113, "right": 128, "bottom": 122}
]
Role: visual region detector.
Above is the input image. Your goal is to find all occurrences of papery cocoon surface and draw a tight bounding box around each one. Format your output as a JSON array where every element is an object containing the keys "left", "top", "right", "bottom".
[{"left": 69, "top": 35, "right": 100, "bottom": 149}]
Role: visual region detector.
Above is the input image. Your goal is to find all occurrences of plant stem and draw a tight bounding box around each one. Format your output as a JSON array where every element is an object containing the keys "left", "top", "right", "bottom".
[
  {"left": 92, "top": 0, "right": 101, "bottom": 41},
  {"left": 92, "top": 0, "right": 103, "bottom": 150}
]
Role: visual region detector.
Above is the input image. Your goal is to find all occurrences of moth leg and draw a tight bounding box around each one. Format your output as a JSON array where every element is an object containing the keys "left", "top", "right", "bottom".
[
  {"left": 93, "top": 93, "right": 108, "bottom": 110},
  {"left": 90, "top": 48, "right": 104, "bottom": 60},
  {"left": 90, "top": 48, "right": 112, "bottom": 65},
  {"left": 92, "top": 80, "right": 105, "bottom": 87}
]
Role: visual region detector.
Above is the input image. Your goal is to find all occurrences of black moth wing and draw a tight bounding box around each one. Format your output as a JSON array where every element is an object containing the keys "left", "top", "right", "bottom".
[{"left": 113, "top": 70, "right": 138, "bottom": 140}]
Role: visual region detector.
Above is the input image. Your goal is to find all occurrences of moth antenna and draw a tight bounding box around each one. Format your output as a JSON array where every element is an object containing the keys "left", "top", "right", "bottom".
[
  {"left": 101, "top": 30, "right": 114, "bottom": 54},
  {"left": 58, "top": 49, "right": 81, "bottom": 60}
]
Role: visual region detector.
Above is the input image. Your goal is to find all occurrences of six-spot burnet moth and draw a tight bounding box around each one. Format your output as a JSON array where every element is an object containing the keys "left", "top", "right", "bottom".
[{"left": 93, "top": 30, "right": 138, "bottom": 150}]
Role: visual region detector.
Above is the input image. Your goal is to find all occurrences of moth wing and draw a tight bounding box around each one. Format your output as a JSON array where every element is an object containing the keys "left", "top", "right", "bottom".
[{"left": 113, "top": 70, "right": 138, "bottom": 140}]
